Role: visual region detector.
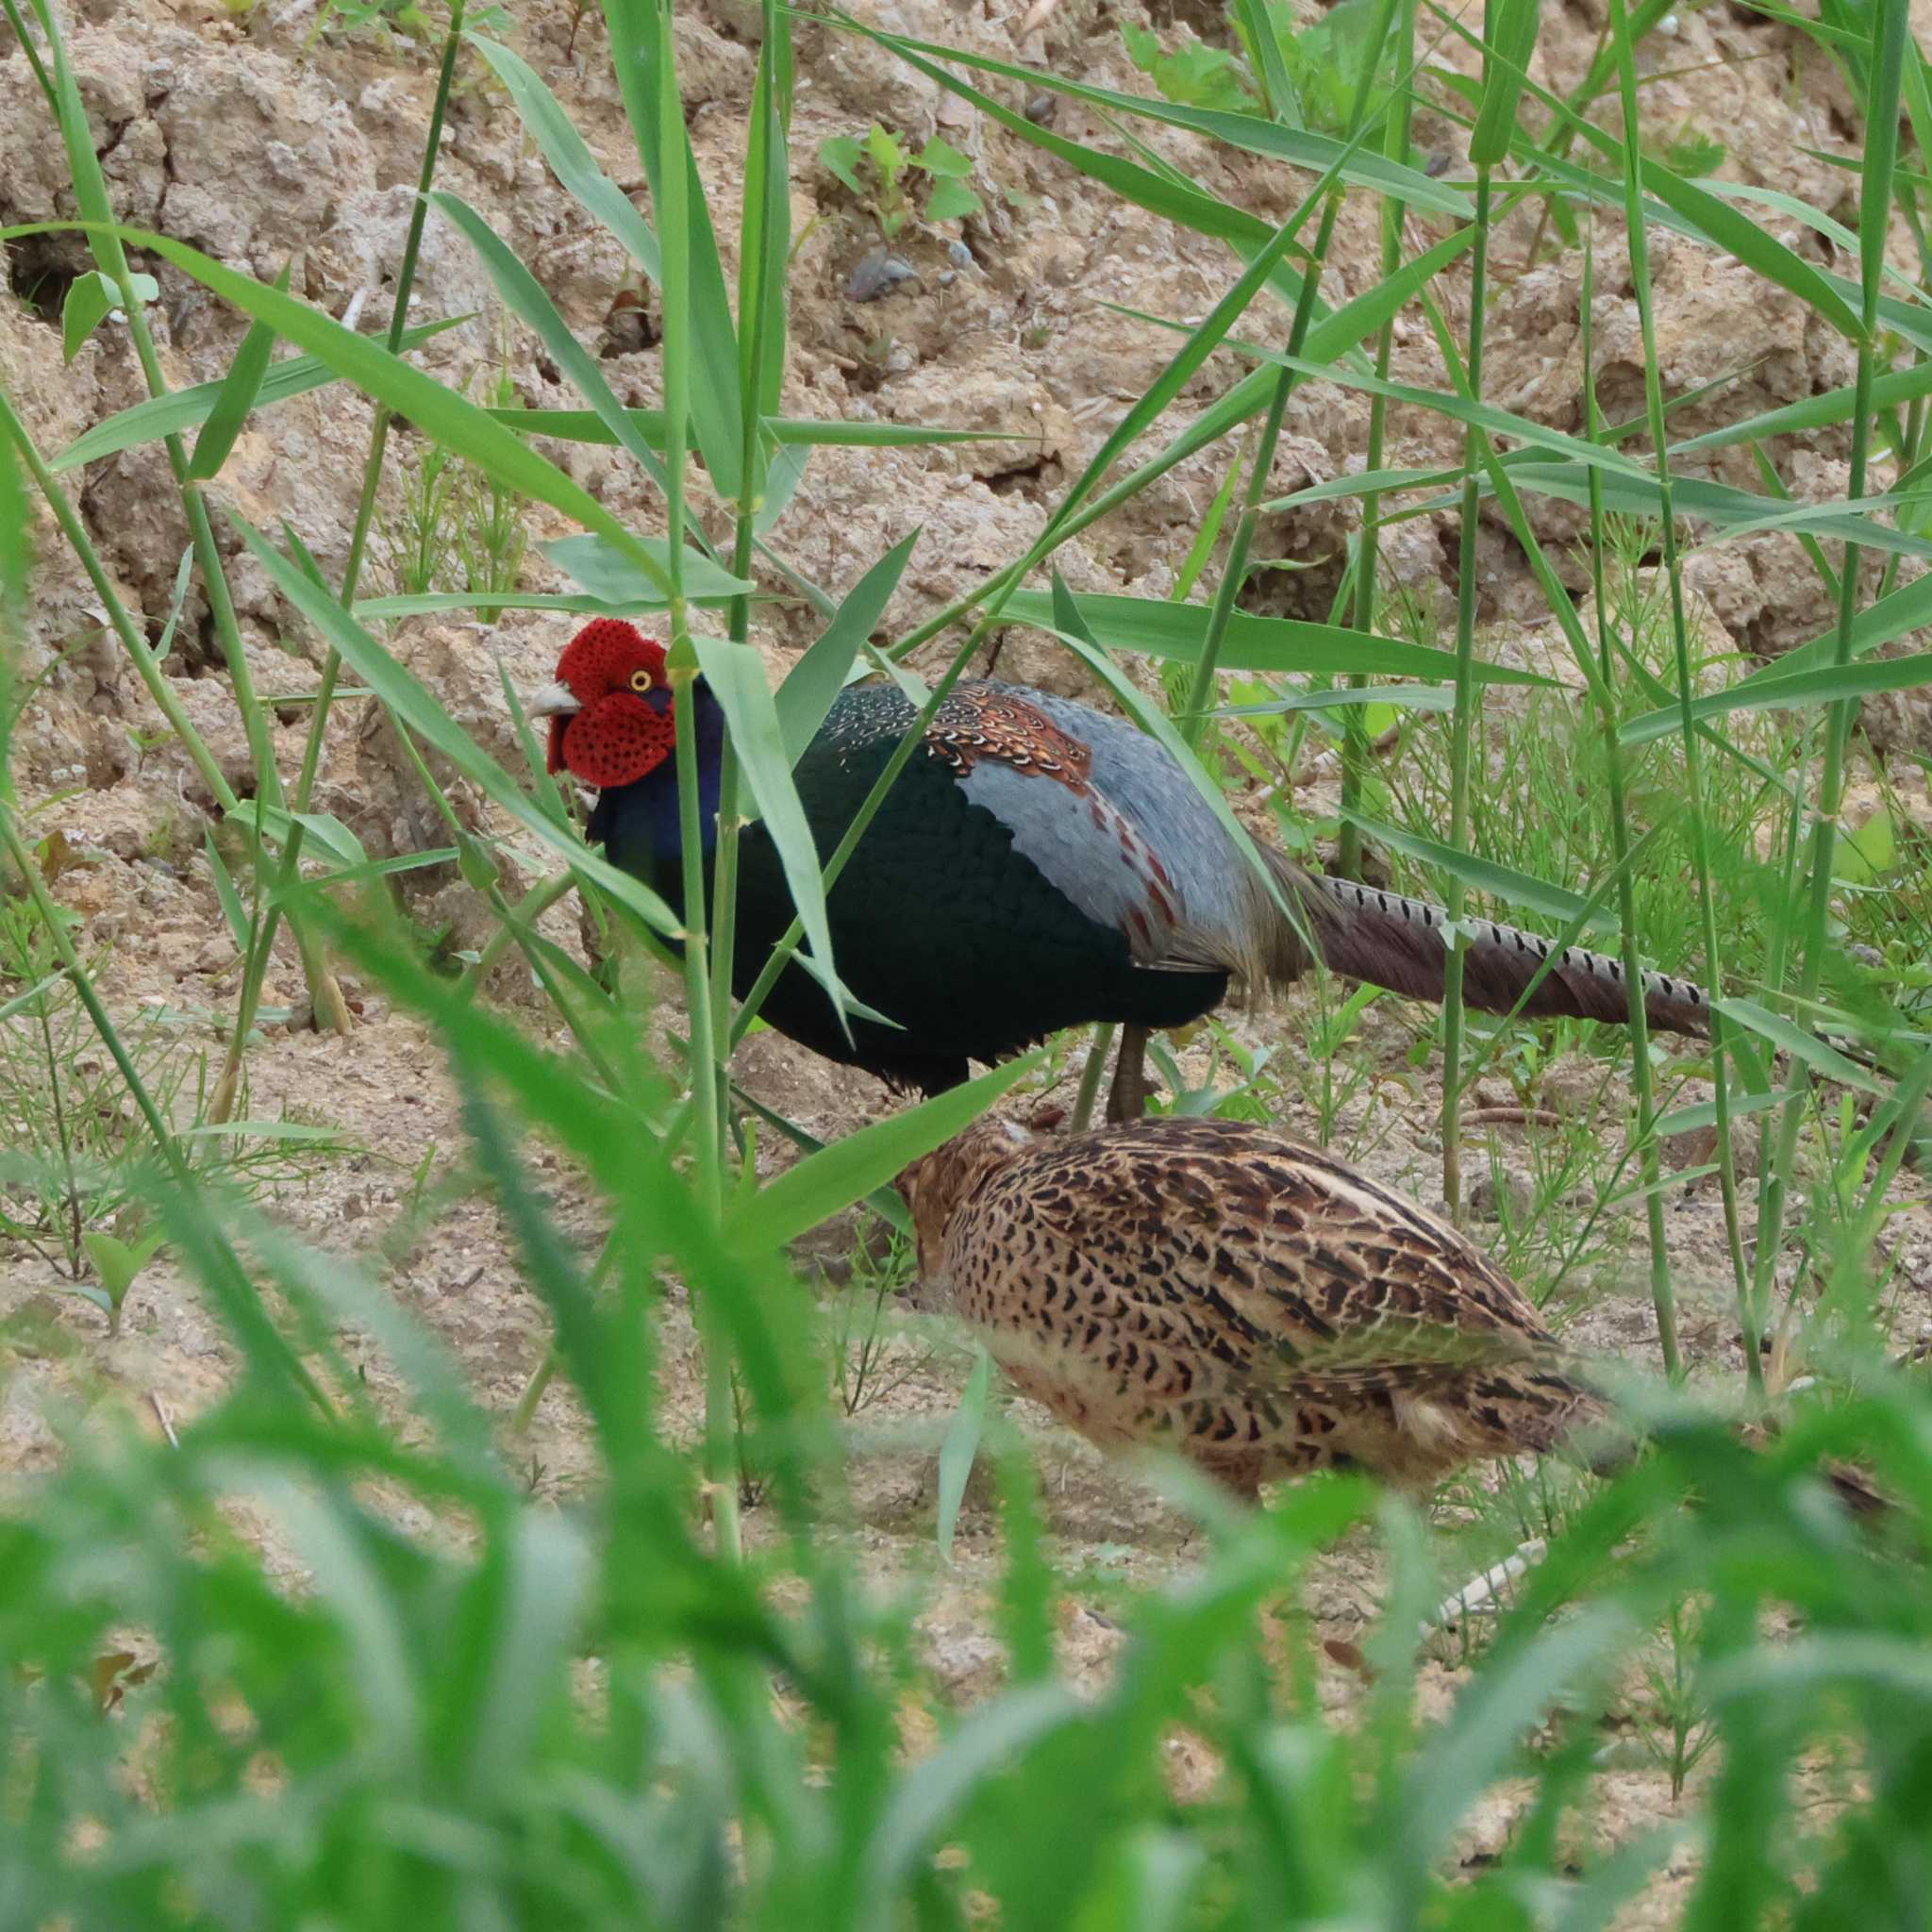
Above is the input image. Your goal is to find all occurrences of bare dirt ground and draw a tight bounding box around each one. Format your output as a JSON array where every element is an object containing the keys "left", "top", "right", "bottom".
[{"left": 5, "top": 0, "right": 1932, "bottom": 1914}]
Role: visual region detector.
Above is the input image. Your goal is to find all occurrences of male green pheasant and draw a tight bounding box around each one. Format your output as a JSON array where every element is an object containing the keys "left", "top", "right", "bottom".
[
  {"left": 534, "top": 619, "right": 1709, "bottom": 1112},
  {"left": 898, "top": 1113, "right": 1607, "bottom": 1496}
]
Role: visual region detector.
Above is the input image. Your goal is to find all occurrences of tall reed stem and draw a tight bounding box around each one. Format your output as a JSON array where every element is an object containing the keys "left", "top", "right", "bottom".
[
  {"left": 648, "top": 0, "right": 741, "bottom": 1560},
  {"left": 1580, "top": 236, "right": 1678, "bottom": 1379},
  {"left": 1752, "top": 2, "right": 1907, "bottom": 1368},
  {"left": 1607, "top": 0, "right": 1755, "bottom": 1385},
  {"left": 1338, "top": 0, "right": 1417, "bottom": 881},
  {"left": 1438, "top": 164, "right": 1489, "bottom": 1225},
  {"left": 210, "top": 0, "right": 468, "bottom": 1121},
  {"left": 1179, "top": 0, "right": 1396, "bottom": 748}
]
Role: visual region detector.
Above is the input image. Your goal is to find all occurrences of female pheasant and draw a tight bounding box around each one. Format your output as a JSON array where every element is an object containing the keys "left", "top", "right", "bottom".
[
  {"left": 898, "top": 1114, "right": 1606, "bottom": 1496},
  {"left": 533, "top": 619, "right": 1709, "bottom": 1112}
]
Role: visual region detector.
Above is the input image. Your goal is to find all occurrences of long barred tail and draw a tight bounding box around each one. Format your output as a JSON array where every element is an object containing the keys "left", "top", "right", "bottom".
[{"left": 1280, "top": 863, "right": 1712, "bottom": 1040}]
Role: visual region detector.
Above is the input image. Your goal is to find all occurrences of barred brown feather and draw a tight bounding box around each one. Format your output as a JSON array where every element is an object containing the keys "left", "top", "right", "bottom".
[{"left": 901, "top": 1115, "right": 1614, "bottom": 1498}]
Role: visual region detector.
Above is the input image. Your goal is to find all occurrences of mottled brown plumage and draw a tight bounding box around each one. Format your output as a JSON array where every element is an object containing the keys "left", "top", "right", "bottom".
[{"left": 900, "top": 1115, "right": 1608, "bottom": 1497}]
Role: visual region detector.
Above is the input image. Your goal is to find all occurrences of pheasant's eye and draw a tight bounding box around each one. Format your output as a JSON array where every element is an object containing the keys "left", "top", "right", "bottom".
[{"left": 629, "top": 669, "right": 654, "bottom": 693}]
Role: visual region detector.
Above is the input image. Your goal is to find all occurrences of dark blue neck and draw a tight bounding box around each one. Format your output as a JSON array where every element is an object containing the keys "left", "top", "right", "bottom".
[{"left": 586, "top": 683, "right": 727, "bottom": 890}]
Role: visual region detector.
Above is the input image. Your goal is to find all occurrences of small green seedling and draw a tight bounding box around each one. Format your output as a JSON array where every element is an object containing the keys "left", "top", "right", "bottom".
[
  {"left": 75, "top": 1224, "right": 166, "bottom": 1336},
  {"left": 934, "top": 1343, "right": 992, "bottom": 1564},
  {"left": 1122, "top": 20, "right": 1254, "bottom": 111},
  {"left": 1124, "top": 0, "right": 1396, "bottom": 138},
  {"left": 819, "top": 125, "right": 983, "bottom": 237},
  {"left": 61, "top": 273, "right": 160, "bottom": 365}
]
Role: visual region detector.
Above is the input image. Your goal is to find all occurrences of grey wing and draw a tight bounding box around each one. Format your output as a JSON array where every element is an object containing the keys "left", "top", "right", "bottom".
[
  {"left": 955, "top": 756, "right": 1227, "bottom": 972},
  {"left": 1022, "top": 689, "right": 1269, "bottom": 976}
]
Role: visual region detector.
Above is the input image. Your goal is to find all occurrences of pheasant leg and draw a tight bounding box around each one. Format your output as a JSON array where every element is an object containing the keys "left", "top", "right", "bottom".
[{"left": 1105, "top": 1024, "right": 1152, "bottom": 1124}]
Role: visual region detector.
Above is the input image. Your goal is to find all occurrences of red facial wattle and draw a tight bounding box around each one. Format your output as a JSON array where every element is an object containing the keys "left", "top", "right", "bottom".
[
  {"left": 556, "top": 691, "right": 677, "bottom": 789},
  {"left": 544, "top": 618, "right": 675, "bottom": 789}
]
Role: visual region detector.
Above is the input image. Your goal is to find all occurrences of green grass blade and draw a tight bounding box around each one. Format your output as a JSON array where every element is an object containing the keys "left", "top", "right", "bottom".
[
  {"left": 691, "top": 635, "right": 844, "bottom": 1029},
  {"left": 936, "top": 1345, "right": 993, "bottom": 1565},
  {"left": 827, "top": 19, "right": 1325, "bottom": 272},
  {"left": 599, "top": 0, "right": 744, "bottom": 503},
  {"left": 1669, "top": 356, "right": 1932, "bottom": 457},
  {"left": 1299, "top": 225, "right": 1477, "bottom": 364},
  {"left": 1336, "top": 808, "right": 1611, "bottom": 927},
  {"left": 1001, "top": 588, "right": 1558, "bottom": 687},
  {"left": 1, "top": 220, "right": 686, "bottom": 602},
  {"left": 355, "top": 591, "right": 729, "bottom": 619},
  {"left": 427, "top": 188, "right": 674, "bottom": 502},
  {"left": 0, "top": 428, "right": 24, "bottom": 777},
  {"left": 185, "top": 258, "right": 291, "bottom": 482},
  {"left": 1493, "top": 460, "right": 1932, "bottom": 561},
  {"left": 775, "top": 532, "right": 918, "bottom": 765},
  {"left": 540, "top": 532, "right": 750, "bottom": 606},
  {"left": 729, "top": 1050, "right": 1045, "bottom": 1257},
  {"left": 465, "top": 31, "right": 663, "bottom": 280},
  {"left": 1469, "top": 0, "right": 1540, "bottom": 165},
  {"left": 1857, "top": 2, "right": 1909, "bottom": 324},
  {"left": 841, "top": 18, "right": 1472, "bottom": 219},
  {"left": 1714, "top": 997, "right": 1886, "bottom": 1095},
  {"left": 1618, "top": 651, "right": 1932, "bottom": 744},
  {"left": 49, "top": 318, "right": 467, "bottom": 472},
  {"left": 488, "top": 406, "right": 1016, "bottom": 451},
  {"left": 1127, "top": 316, "right": 1658, "bottom": 483}
]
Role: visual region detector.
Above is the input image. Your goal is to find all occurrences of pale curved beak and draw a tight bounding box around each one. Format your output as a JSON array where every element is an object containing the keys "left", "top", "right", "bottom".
[{"left": 528, "top": 681, "right": 580, "bottom": 718}]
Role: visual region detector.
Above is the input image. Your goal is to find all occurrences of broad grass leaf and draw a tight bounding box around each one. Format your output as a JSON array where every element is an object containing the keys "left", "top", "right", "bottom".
[
  {"left": 1128, "top": 315, "right": 1657, "bottom": 486},
  {"left": 438, "top": 1510, "right": 592, "bottom": 1802},
  {"left": 187, "top": 258, "right": 291, "bottom": 482},
  {"left": 1619, "top": 651, "right": 1932, "bottom": 745},
  {"left": 226, "top": 802, "right": 370, "bottom": 870},
  {"left": 1714, "top": 997, "right": 1886, "bottom": 1095},
  {"left": 691, "top": 635, "right": 846, "bottom": 1030},
  {"left": 259, "top": 1479, "right": 421, "bottom": 1765},
  {"left": 51, "top": 317, "right": 466, "bottom": 472},
  {"left": 828, "top": 17, "right": 1318, "bottom": 288},
  {"left": 598, "top": 0, "right": 744, "bottom": 503},
  {"left": 775, "top": 532, "right": 918, "bottom": 764},
  {"left": 1401, "top": 1602, "right": 1635, "bottom": 1874},
  {"left": 357, "top": 591, "right": 693, "bottom": 619},
  {"left": 728, "top": 1050, "right": 1045, "bottom": 1257},
  {"left": 858, "top": 1681, "right": 1082, "bottom": 1912},
  {"left": 7, "top": 220, "right": 688, "bottom": 601},
  {"left": 1005, "top": 588, "right": 1557, "bottom": 688},
  {"left": 1335, "top": 808, "right": 1609, "bottom": 927},
  {"left": 936, "top": 1345, "right": 993, "bottom": 1565},
  {"left": 1499, "top": 460, "right": 1932, "bottom": 563},
  {"left": 202, "top": 829, "right": 251, "bottom": 950},
  {"left": 541, "top": 532, "right": 750, "bottom": 607},
  {"left": 1217, "top": 683, "right": 1453, "bottom": 719},
  {"left": 428, "top": 189, "right": 674, "bottom": 502},
  {"left": 465, "top": 32, "right": 664, "bottom": 281},
  {"left": 1301, "top": 225, "right": 1477, "bottom": 366},
  {"left": 842, "top": 18, "right": 1472, "bottom": 218},
  {"left": 60, "top": 270, "right": 116, "bottom": 363},
  {"left": 1857, "top": 0, "right": 1910, "bottom": 320},
  {"left": 489, "top": 404, "right": 1014, "bottom": 452},
  {"left": 1470, "top": 0, "right": 1540, "bottom": 165},
  {"left": 1669, "top": 357, "right": 1932, "bottom": 458}
]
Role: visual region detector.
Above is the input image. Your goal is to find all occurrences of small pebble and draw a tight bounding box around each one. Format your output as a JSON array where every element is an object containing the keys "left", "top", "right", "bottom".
[
  {"left": 948, "top": 238, "right": 974, "bottom": 271},
  {"left": 1024, "top": 91, "right": 1058, "bottom": 125},
  {"left": 845, "top": 245, "right": 919, "bottom": 303}
]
